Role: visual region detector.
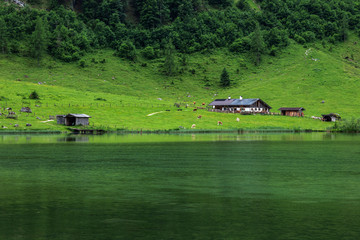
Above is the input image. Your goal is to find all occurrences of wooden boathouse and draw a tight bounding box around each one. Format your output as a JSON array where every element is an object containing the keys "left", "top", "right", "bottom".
[
  {"left": 64, "top": 114, "right": 91, "bottom": 126},
  {"left": 57, "top": 114, "right": 91, "bottom": 126}
]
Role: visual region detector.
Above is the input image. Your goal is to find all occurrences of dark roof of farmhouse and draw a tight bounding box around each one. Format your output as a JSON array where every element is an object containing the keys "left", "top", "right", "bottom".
[
  {"left": 208, "top": 98, "right": 271, "bottom": 108},
  {"left": 231, "top": 98, "right": 259, "bottom": 106},
  {"left": 279, "top": 107, "right": 305, "bottom": 111},
  {"left": 208, "top": 99, "right": 235, "bottom": 106}
]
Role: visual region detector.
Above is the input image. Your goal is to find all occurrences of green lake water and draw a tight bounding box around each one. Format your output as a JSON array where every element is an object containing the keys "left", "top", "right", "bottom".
[{"left": 0, "top": 133, "right": 359, "bottom": 240}]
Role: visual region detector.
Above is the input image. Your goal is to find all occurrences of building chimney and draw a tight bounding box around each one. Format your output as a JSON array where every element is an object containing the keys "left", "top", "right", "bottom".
[
  {"left": 239, "top": 96, "right": 243, "bottom": 100},
  {"left": 228, "top": 96, "right": 231, "bottom": 100}
]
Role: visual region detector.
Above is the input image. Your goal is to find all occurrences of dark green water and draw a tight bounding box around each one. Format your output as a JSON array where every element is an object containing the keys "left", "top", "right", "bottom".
[{"left": 0, "top": 133, "right": 359, "bottom": 240}]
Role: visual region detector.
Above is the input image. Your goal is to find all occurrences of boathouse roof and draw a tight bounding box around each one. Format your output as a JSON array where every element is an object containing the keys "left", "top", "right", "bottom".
[{"left": 65, "top": 114, "right": 91, "bottom": 118}]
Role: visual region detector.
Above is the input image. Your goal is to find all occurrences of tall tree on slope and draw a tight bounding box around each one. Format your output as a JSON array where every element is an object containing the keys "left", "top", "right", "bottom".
[
  {"left": 31, "top": 17, "right": 48, "bottom": 65},
  {"left": 251, "top": 22, "right": 265, "bottom": 66},
  {"left": 0, "top": 18, "right": 8, "bottom": 54}
]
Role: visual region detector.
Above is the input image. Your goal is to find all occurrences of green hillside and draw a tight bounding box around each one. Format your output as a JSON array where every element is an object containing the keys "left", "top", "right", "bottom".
[
  {"left": 1, "top": 0, "right": 360, "bottom": 131},
  {"left": 1, "top": 35, "right": 360, "bottom": 131}
]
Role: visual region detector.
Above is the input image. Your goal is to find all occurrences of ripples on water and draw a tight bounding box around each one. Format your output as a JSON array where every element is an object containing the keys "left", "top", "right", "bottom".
[{"left": 0, "top": 133, "right": 359, "bottom": 240}]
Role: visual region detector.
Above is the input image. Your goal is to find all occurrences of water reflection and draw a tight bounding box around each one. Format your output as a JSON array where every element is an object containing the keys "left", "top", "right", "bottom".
[
  {"left": 0, "top": 132, "right": 359, "bottom": 144},
  {"left": 57, "top": 136, "right": 90, "bottom": 142}
]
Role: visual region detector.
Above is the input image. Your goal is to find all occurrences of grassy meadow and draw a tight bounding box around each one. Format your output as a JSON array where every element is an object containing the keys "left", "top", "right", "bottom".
[{"left": 0, "top": 37, "right": 359, "bottom": 132}]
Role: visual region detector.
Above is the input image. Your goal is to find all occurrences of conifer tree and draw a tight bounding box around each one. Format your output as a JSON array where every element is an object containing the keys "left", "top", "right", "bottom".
[
  {"left": 163, "top": 39, "right": 177, "bottom": 76},
  {"left": 31, "top": 17, "right": 48, "bottom": 65},
  {"left": 250, "top": 22, "right": 265, "bottom": 66},
  {"left": 0, "top": 18, "right": 8, "bottom": 54},
  {"left": 220, "top": 68, "right": 230, "bottom": 87},
  {"left": 140, "top": 0, "right": 169, "bottom": 29},
  {"left": 29, "top": 90, "right": 40, "bottom": 99},
  {"left": 340, "top": 14, "right": 349, "bottom": 42}
]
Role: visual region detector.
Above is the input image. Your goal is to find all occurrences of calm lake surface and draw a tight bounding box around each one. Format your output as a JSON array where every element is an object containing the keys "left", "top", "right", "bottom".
[{"left": 0, "top": 133, "right": 359, "bottom": 240}]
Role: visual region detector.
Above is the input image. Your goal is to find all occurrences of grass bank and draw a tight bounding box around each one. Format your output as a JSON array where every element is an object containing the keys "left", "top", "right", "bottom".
[{"left": 1, "top": 37, "right": 360, "bottom": 131}]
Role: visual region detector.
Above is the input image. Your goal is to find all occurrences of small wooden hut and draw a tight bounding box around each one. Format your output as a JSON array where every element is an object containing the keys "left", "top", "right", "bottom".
[
  {"left": 279, "top": 107, "right": 305, "bottom": 117},
  {"left": 64, "top": 114, "right": 91, "bottom": 126}
]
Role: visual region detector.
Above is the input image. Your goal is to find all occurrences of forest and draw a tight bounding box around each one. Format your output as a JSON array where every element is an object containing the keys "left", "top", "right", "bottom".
[{"left": 0, "top": 0, "right": 359, "bottom": 63}]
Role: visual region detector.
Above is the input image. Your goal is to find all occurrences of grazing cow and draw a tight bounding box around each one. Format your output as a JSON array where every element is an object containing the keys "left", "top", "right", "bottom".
[
  {"left": 197, "top": 115, "right": 202, "bottom": 119},
  {"left": 202, "top": 102, "right": 205, "bottom": 105},
  {"left": 193, "top": 108, "right": 197, "bottom": 111},
  {"left": 191, "top": 124, "right": 196, "bottom": 128},
  {"left": 193, "top": 101, "right": 196, "bottom": 105},
  {"left": 236, "top": 117, "right": 240, "bottom": 122},
  {"left": 217, "top": 121, "right": 223, "bottom": 126}
]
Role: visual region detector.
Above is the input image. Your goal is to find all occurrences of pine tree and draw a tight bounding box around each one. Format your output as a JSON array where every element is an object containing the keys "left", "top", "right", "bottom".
[
  {"left": 31, "top": 17, "right": 48, "bottom": 65},
  {"left": 163, "top": 39, "right": 177, "bottom": 76},
  {"left": 140, "top": 0, "right": 158, "bottom": 28},
  {"left": 140, "top": 0, "right": 169, "bottom": 29},
  {"left": 29, "top": 91, "right": 40, "bottom": 100},
  {"left": 250, "top": 22, "right": 265, "bottom": 66},
  {"left": 220, "top": 68, "right": 230, "bottom": 87},
  {"left": 0, "top": 18, "right": 8, "bottom": 54},
  {"left": 156, "top": 0, "right": 169, "bottom": 25},
  {"left": 340, "top": 14, "right": 349, "bottom": 42}
]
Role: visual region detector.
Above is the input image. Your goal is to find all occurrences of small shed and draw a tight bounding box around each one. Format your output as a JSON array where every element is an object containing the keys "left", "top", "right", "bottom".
[
  {"left": 322, "top": 113, "right": 341, "bottom": 122},
  {"left": 279, "top": 107, "right": 305, "bottom": 117},
  {"left": 64, "top": 114, "right": 91, "bottom": 126}
]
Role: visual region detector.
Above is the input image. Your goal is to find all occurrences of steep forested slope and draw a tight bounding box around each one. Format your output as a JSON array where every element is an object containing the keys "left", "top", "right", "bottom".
[{"left": 1, "top": 0, "right": 360, "bottom": 63}]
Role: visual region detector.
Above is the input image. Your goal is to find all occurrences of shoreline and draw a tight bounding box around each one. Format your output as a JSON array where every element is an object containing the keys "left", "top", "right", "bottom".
[
  {"left": 0, "top": 129, "right": 330, "bottom": 135},
  {"left": 0, "top": 130, "right": 64, "bottom": 134}
]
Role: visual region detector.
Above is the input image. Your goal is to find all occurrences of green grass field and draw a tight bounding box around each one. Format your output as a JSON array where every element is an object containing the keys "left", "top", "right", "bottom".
[{"left": 0, "top": 37, "right": 359, "bottom": 132}]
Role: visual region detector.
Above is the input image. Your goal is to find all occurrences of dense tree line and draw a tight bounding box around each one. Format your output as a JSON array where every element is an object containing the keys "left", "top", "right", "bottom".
[{"left": 1, "top": 0, "right": 360, "bottom": 64}]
